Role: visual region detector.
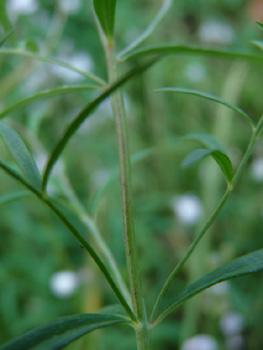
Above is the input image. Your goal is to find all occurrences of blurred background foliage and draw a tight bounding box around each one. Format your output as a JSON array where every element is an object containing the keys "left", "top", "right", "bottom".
[{"left": 0, "top": 0, "right": 263, "bottom": 349}]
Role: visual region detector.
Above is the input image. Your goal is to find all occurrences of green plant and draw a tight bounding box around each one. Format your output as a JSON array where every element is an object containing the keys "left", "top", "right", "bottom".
[{"left": 0, "top": 1, "right": 263, "bottom": 349}]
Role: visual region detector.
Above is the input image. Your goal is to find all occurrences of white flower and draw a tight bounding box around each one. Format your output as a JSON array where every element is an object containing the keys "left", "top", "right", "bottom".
[
  {"left": 251, "top": 158, "right": 263, "bottom": 182},
  {"left": 198, "top": 20, "right": 235, "bottom": 45},
  {"left": 172, "top": 194, "right": 203, "bottom": 226},
  {"left": 184, "top": 62, "right": 207, "bottom": 82},
  {"left": 220, "top": 312, "right": 244, "bottom": 336},
  {"left": 49, "top": 270, "right": 80, "bottom": 298},
  {"left": 182, "top": 335, "right": 218, "bottom": 350},
  {"left": 58, "top": 0, "right": 81, "bottom": 14},
  {"left": 52, "top": 52, "right": 94, "bottom": 82},
  {"left": 7, "top": 0, "right": 38, "bottom": 17}
]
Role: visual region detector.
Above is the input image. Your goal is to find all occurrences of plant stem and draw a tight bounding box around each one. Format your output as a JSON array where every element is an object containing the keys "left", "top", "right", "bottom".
[
  {"left": 103, "top": 37, "right": 151, "bottom": 348},
  {"left": 151, "top": 114, "right": 263, "bottom": 323},
  {"left": 105, "top": 39, "right": 145, "bottom": 320}
]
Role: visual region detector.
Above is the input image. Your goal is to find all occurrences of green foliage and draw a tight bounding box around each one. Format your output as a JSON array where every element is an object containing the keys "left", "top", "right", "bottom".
[
  {"left": 0, "top": 122, "right": 41, "bottom": 189},
  {"left": 1, "top": 2, "right": 263, "bottom": 350},
  {"left": 93, "top": 0, "right": 117, "bottom": 38},
  {"left": 0, "top": 313, "right": 128, "bottom": 350}
]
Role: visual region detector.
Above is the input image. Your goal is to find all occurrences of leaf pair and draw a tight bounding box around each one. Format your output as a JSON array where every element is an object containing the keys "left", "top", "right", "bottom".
[
  {"left": 156, "top": 88, "right": 248, "bottom": 185},
  {"left": 182, "top": 133, "right": 233, "bottom": 185},
  {"left": 2, "top": 250, "right": 263, "bottom": 349}
]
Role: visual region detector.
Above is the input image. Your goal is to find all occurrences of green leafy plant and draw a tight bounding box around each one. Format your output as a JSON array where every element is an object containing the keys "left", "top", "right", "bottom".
[{"left": 0, "top": 1, "right": 263, "bottom": 349}]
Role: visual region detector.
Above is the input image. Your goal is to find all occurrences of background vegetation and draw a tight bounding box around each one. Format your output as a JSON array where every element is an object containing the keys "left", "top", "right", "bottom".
[{"left": 0, "top": 0, "right": 263, "bottom": 349}]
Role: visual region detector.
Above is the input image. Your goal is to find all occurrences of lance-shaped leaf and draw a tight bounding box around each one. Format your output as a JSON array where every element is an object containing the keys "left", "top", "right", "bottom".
[
  {"left": 155, "top": 249, "right": 263, "bottom": 323},
  {"left": 0, "top": 313, "right": 129, "bottom": 350},
  {"left": 156, "top": 87, "right": 254, "bottom": 128},
  {"left": 0, "top": 85, "right": 102, "bottom": 119},
  {"left": 93, "top": 0, "right": 116, "bottom": 38},
  {"left": 120, "top": 43, "right": 263, "bottom": 65},
  {"left": 0, "top": 122, "right": 41, "bottom": 189},
  {"left": 183, "top": 148, "right": 233, "bottom": 184}
]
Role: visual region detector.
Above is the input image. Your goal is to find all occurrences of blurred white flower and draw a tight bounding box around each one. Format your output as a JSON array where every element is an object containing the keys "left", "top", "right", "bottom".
[
  {"left": 172, "top": 194, "right": 203, "bottom": 226},
  {"left": 49, "top": 270, "right": 80, "bottom": 298},
  {"left": 251, "top": 158, "right": 263, "bottom": 182},
  {"left": 198, "top": 20, "right": 235, "bottom": 45},
  {"left": 8, "top": 0, "right": 38, "bottom": 17},
  {"left": 226, "top": 335, "right": 245, "bottom": 350},
  {"left": 184, "top": 62, "right": 207, "bottom": 82},
  {"left": 220, "top": 312, "right": 244, "bottom": 336},
  {"left": 206, "top": 281, "right": 229, "bottom": 296},
  {"left": 58, "top": 0, "right": 81, "bottom": 14},
  {"left": 182, "top": 334, "right": 218, "bottom": 350},
  {"left": 52, "top": 52, "right": 94, "bottom": 82}
]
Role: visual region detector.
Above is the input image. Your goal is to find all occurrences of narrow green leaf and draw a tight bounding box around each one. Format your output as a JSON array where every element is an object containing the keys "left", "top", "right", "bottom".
[
  {"left": 120, "top": 44, "right": 263, "bottom": 65},
  {"left": 256, "top": 21, "right": 263, "bottom": 31},
  {"left": 0, "top": 313, "right": 129, "bottom": 350},
  {"left": 0, "top": 49, "right": 105, "bottom": 86},
  {"left": 118, "top": 0, "right": 172, "bottom": 59},
  {"left": 0, "top": 190, "right": 30, "bottom": 205},
  {"left": 42, "top": 59, "right": 156, "bottom": 192},
  {"left": 93, "top": 0, "right": 116, "bottom": 38},
  {"left": 0, "top": 29, "right": 13, "bottom": 47},
  {"left": 182, "top": 148, "right": 212, "bottom": 168},
  {"left": 156, "top": 87, "right": 254, "bottom": 128},
  {"left": 249, "top": 40, "right": 263, "bottom": 52},
  {"left": 155, "top": 249, "right": 263, "bottom": 323},
  {"left": 0, "top": 122, "right": 41, "bottom": 189},
  {"left": 184, "top": 132, "right": 228, "bottom": 154},
  {"left": 0, "top": 161, "right": 136, "bottom": 321},
  {"left": 0, "top": 85, "right": 102, "bottom": 120},
  {"left": 183, "top": 148, "right": 233, "bottom": 184}
]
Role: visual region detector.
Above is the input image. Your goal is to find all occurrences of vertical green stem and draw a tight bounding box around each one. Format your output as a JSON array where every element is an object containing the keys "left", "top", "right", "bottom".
[{"left": 104, "top": 39, "right": 150, "bottom": 348}]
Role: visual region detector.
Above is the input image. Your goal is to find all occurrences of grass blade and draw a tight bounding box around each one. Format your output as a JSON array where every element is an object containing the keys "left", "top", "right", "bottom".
[
  {"left": 42, "top": 59, "right": 156, "bottom": 192},
  {"left": 156, "top": 87, "right": 254, "bottom": 128},
  {"left": 0, "top": 313, "right": 129, "bottom": 350},
  {"left": 120, "top": 43, "right": 263, "bottom": 64},
  {"left": 0, "top": 161, "right": 136, "bottom": 321},
  {"left": 93, "top": 0, "right": 116, "bottom": 38},
  {"left": 154, "top": 249, "right": 263, "bottom": 325},
  {"left": 0, "top": 85, "right": 102, "bottom": 119},
  {"left": 0, "top": 122, "right": 41, "bottom": 190},
  {"left": 118, "top": 0, "right": 172, "bottom": 59},
  {"left": 0, "top": 49, "right": 105, "bottom": 86}
]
